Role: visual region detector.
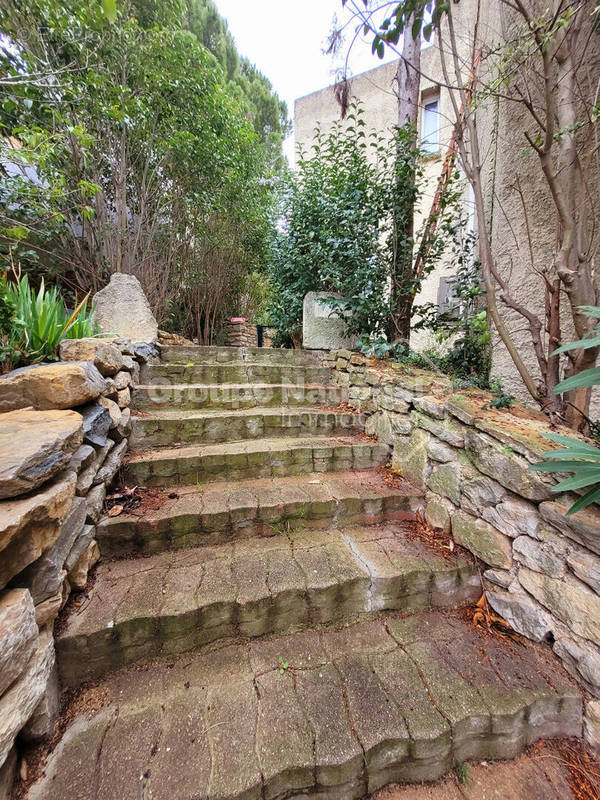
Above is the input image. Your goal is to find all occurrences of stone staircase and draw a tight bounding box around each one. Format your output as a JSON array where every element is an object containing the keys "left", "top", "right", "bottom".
[{"left": 28, "top": 346, "right": 583, "bottom": 800}]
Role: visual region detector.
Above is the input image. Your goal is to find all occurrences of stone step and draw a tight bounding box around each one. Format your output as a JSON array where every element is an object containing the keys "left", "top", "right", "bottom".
[
  {"left": 34, "top": 612, "right": 582, "bottom": 800},
  {"left": 140, "top": 361, "right": 333, "bottom": 385},
  {"left": 56, "top": 525, "right": 480, "bottom": 686},
  {"left": 97, "top": 471, "right": 423, "bottom": 559},
  {"left": 131, "top": 382, "right": 348, "bottom": 411},
  {"left": 129, "top": 406, "right": 366, "bottom": 449},
  {"left": 122, "top": 436, "right": 391, "bottom": 487},
  {"left": 159, "top": 344, "right": 323, "bottom": 366}
]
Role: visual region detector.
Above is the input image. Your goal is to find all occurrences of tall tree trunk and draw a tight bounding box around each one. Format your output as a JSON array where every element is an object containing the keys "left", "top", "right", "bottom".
[{"left": 388, "top": 21, "right": 421, "bottom": 345}]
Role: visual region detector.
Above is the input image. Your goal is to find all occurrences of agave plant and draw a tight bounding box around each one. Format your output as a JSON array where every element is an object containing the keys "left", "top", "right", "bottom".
[
  {"left": 2, "top": 274, "right": 98, "bottom": 369},
  {"left": 530, "top": 306, "right": 600, "bottom": 514}
]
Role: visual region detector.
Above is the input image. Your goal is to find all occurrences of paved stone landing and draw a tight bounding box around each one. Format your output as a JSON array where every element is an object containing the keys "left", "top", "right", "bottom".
[{"left": 30, "top": 613, "right": 582, "bottom": 800}]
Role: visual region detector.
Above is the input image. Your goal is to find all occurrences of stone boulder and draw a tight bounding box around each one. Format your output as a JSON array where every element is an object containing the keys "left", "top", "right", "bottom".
[
  {"left": 0, "top": 589, "right": 38, "bottom": 696},
  {"left": 0, "top": 472, "right": 76, "bottom": 591},
  {"left": 0, "top": 409, "right": 82, "bottom": 499},
  {"left": 59, "top": 338, "right": 124, "bottom": 377},
  {"left": 92, "top": 273, "right": 158, "bottom": 343},
  {"left": 0, "top": 362, "right": 106, "bottom": 413}
]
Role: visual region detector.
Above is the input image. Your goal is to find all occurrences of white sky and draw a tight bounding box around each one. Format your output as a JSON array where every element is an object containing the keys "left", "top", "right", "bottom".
[{"left": 213, "top": 0, "right": 397, "bottom": 161}]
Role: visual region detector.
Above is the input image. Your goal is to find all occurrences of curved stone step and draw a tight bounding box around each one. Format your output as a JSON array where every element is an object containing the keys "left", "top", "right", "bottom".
[
  {"left": 132, "top": 382, "right": 348, "bottom": 411},
  {"left": 32, "top": 613, "right": 582, "bottom": 800},
  {"left": 140, "top": 362, "right": 333, "bottom": 385},
  {"left": 159, "top": 344, "right": 323, "bottom": 366},
  {"left": 56, "top": 525, "right": 480, "bottom": 687},
  {"left": 97, "top": 471, "right": 423, "bottom": 559},
  {"left": 122, "top": 436, "right": 390, "bottom": 487},
  {"left": 129, "top": 406, "right": 366, "bottom": 449}
]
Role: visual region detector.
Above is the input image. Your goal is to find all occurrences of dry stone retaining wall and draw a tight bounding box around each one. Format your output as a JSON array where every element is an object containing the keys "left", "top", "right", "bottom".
[
  {"left": 0, "top": 337, "right": 156, "bottom": 790},
  {"left": 325, "top": 349, "right": 600, "bottom": 709}
]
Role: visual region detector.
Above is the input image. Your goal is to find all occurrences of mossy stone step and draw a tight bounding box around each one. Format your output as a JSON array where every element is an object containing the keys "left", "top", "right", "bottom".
[
  {"left": 129, "top": 406, "right": 366, "bottom": 449},
  {"left": 131, "top": 382, "right": 348, "bottom": 411},
  {"left": 140, "top": 362, "right": 333, "bottom": 385},
  {"left": 33, "top": 613, "right": 582, "bottom": 800},
  {"left": 97, "top": 470, "right": 423, "bottom": 558},
  {"left": 56, "top": 525, "right": 480, "bottom": 686},
  {"left": 159, "top": 344, "right": 323, "bottom": 366},
  {"left": 122, "top": 436, "right": 390, "bottom": 487}
]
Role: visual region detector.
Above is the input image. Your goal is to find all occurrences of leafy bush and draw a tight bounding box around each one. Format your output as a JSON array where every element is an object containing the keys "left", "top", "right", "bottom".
[
  {"left": 530, "top": 306, "right": 600, "bottom": 513},
  {"left": 0, "top": 274, "right": 97, "bottom": 372}
]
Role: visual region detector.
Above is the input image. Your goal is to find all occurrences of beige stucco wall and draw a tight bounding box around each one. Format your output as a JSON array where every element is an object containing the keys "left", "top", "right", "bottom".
[{"left": 294, "top": 0, "right": 600, "bottom": 413}]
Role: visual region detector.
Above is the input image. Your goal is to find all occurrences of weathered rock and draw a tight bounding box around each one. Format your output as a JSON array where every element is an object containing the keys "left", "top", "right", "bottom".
[
  {"left": 539, "top": 498, "right": 600, "bottom": 557},
  {"left": 76, "top": 440, "right": 114, "bottom": 495},
  {"left": 116, "top": 387, "right": 130, "bottom": 408},
  {"left": 132, "top": 342, "right": 159, "bottom": 362},
  {"left": 101, "top": 377, "right": 118, "bottom": 400},
  {"left": 79, "top": 403, "right": 112, "bottom": 448},
  {"left": 93, "top": 440, "right": 127, "bottom": 486},
  {"left": 17, "top": 496, "right": 87, "bottom": 604},
  {"left": 465, "top": 429, "right": 553, "bottom": 501},
  {"left": 0, "top": 362, "right": 106, "bottom": 413},
  {"left": 113, "top": 370, "right": 131, "bottom": 391},
  {"left": 482, "top": 569, "right": 513, "bottom": 589},
  {"left": 567, "top": 547, "right": 600, "bottom": 595},
  {"left": 451, "top": 511, "right": 513, "bottom": 569},
  {"left": 65, "top": 524, "right": 95, "bottom": 573},
  {"left": 0, "top": 627, "right": 54, "bottom": 767},
  {"left": 0, "top": 472, "right": 76, "bottom": 591},
  {"left": 413, "top": 396, "right": 446, "bottom": 420},
  {"left": 554, "top": 637, "right": 600, "bottom": 696},
  {"left": 374, "top": 411, "right": 394, "bottom": 445},
  {"left": 519, "top": 568, "right": 600, "bottom": 647},
  {"left": 392, "top": 430, "right": 431, "bottom": 489},
  {"left": 460, "top": 476, "right": 506, "bottom": 516},
  {"left": 0, "top": 409, "right": 82, "bottom": 499},
  {"left": 412, "top": 411, "right": 465, "bottom": 448},
  {"left": 486, "top": 587, "right": 553, "bottom": 642},
  {"left": 98, "top": 396, "right": 120, "bottom": 429},
  {"left": 112, "top": 406, "right": 131, "bottom": 443},
  {"left": 58, "top": 338, "right": 124, "bottom": 377},
  {"left": 34, "top": 589, "right": 62, "bottom": 628},
  {"left": 425, "top": 437, "right": 456, "bottom": 463},
  {"left": 424, "top": 493, "right": 454, "bottom": 534},
  {"left": 86, "top": 483, "right": 106, "bottom": 524},
  {"left": 427, "top": 462, "right": 461, "bottom": 505},
  {"left": 482, "top": 496, "right": 540, "bottom": 539},
  {"left": 20, "top": 662, "right": 59, "bottom": 743},
  {"left": 68, "top": 539, "right": 100, "bottom": 590},
  {"left": 0, "top": 747, "right": 16, "bottom": 800},
  {"left": 513, "top": 536, "right": 565, "bottom": 578},
  {"left": 68, "top": 444, "right": 95, "bottom": 475},
  {"left": 585, "top": 700, "right": 600, "bottom": 748},
  {"left": 91, "top": 273, "right": 158, "bottom": 342},
  {"left": 0, "top": 589, "right": 38, "bottom": 696},
  {"left": 112, "top": 338, "right": 135, "bottom": 356}
]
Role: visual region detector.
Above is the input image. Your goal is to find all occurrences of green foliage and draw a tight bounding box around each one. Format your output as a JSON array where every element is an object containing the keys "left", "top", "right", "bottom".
[
  {"left": 0, "top": 273, "right": 97, "bottom": 371},
  {"left": 487, "top": 379, "right": 515, "bottom": 409},
  {"left": 531, "top": 306, "right": 600, "bottom": 515}
]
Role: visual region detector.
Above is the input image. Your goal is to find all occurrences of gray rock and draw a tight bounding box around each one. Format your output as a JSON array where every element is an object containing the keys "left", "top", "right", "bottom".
[
  {"left": 554, "top": 637, "right": 600, "bottom": 695},
  {"left": 0, "top": 472, "right": 76, "bottom": 591},
  {"left": 0, "top": 589, "right": 38, "bottom": 696},
  {"left": 302, "top": 292, "right": 354, "bottom": 350},
  {"left": 487, "top": 587, "right": 553, "bottom": 642},
  {"left": 424, "top": 493, "right": 454, "bottom": 534},
  {"left": 0, "top": 409, "right": 82, "bottom": 499},
  {"left": 112, "top": 337, "right": 135, "bottom": 356},
  {"left": 585, "top": 700, "right": 600, "bottom": 747},
  {"left": 132, "top": 342, "right": 159, "bottom": 362},
  {"left": 58, "top": 338, "right": 124, "bottom": 377},
  {"left": 567, "top": 547, "right": 600, "bottom": 594},
  {"left": 426, "top": 437, "right": 456, "bottom": 463},
  {"left": 0, "top": 362, "right": 106, "bottom": 413},
  {"left": 113, "top": 370, "right": 131, "bottom": 391},
  {"left": 86, "top": 483, "right": 106, "bottom": 524},
  {"left": 99, "top": 397, "right": 120, "bottom": 429},
  {"left": 482, "top": 496, "right": 541, "bottom": 539},
  {"left": 76, "top": 440, "right": 114, "bottom": 495},
  {"left": 68, "top": 539, "right": 99, "bottom": 590},
  {"left": 540, "top": 498, "right": 600, "bottom": 557},
  {"left": 412, "top": 411, "right": 465, "bottom": 448},
  {"left": 427, "top": 462, "right": 461, "bottom": 505},
  {"left": 93, "top": 440, "right": 127, "bottom": 486},
  {"left": 460, "top": 476, "right": 506, "bottom": 516},
  {"left": 483, "top": 569, "right": 513, "bottom": 589},
  {"left": 116, "top": 387, "right": 131, "bottom": 408},
  {"left": 451, "top": 510, "right": 513, "bottom": 569},
  {"left": 33, "top": 589, "right": 62, "bottom": 628},
  {"left": 68, "top": 444, "right": 95, "bottom": 475},
  {"left": 0, "top": 627, "right": 54, "bottom": 766},
  {"left": 91, "top": 273, "right": 158, "bottom": 342},
  {"left": 20, "top": 662, "right": 59, "bottom": 743},
  {"left": 79, "top": 403, "right": 112, "bottom": 448},
  {"left": 465, "top": 429, "right": 553, "bottom": 501},
  {"left": 64, "top": 524, "right": 95, "bottom": 573},
  {"left": 0, "top": 746, "right": 16, "bottom": 800},
  {"left": 17, "top": 496, "right": 87, "bottom": 604},
  {"left": 513, "top": 536, "right": 564, "bottom": 577},
  {"left": 413, "top": 396, "right": 446, "bottom": 420}
]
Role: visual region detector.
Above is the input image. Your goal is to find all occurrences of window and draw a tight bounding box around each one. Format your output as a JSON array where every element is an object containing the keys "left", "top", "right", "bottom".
[{"left": 421, "top": 97, "right": 439, "bottom": 153}]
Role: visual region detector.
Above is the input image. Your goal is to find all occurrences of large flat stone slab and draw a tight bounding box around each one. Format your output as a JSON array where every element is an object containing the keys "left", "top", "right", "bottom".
[
  {"left": 29, "top": 613, "right": 582, "bottom": 800},
  {"left": 158, "top": 344, "right": 323, "bottom": 366},
  {"left": 56, "top": 524, "right": 479, "bottom": 686},
  {"left": 140, "top": 362, "right": 332, "bottom": 386},
  {"left": 97, "top": 470, "right": 423, "bottom": 558},
  {"left": 122, "top": 435, "right": 391, "bottom": 487},
  {"left": 0, "top": 588, "right": 38, "bottom": 696},
  {"left": 0, "top": 409, "right": 82, "bottom": 499},
  {"left": 0, "top": 362, "right": 106, "bottom": 412}
]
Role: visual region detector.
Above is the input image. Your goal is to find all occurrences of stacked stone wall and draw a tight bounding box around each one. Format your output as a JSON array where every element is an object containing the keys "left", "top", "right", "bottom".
[
  {"left": 326, "top": 349, "right": 600, "bottom": 728},
  {"left": 0, "top": 337, "right": 157, "bottom": 791}
]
